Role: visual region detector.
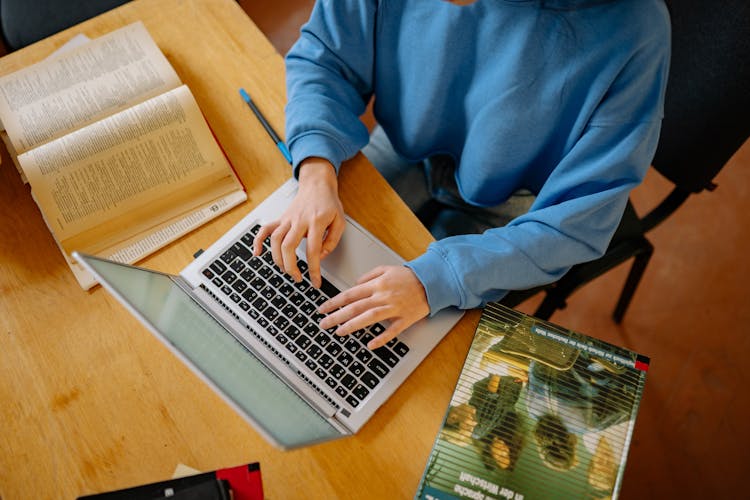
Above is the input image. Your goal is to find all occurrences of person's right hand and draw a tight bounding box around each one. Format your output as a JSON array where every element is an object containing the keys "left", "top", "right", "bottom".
[{"left": 252, "top": 157, "right": 345, "bottom": 288}]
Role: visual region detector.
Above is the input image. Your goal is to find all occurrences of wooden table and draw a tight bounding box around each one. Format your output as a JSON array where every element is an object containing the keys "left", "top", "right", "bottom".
[{"left": 0, "top": 1, "right": 481, "bottom": 498}]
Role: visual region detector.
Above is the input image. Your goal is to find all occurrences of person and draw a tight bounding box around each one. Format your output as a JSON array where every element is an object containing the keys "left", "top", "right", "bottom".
[{"left": 252, "top": 0, "right": 671, "bottom": 350}]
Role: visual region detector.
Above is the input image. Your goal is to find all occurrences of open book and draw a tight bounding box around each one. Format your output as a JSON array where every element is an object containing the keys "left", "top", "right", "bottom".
[
  {"left": 417, "top": 303, "right": 650, "bottom": 500},
  {"left": 0, "top": 22, "right": 246, "bottom": 289}
]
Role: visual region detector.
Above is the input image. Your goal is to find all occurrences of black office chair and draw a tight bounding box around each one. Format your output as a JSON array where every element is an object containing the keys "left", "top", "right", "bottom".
[
  {"left": 503, "top": 0, "right": 750, "bottom": 322},
  {"left": 0, "top": 0, "right": 131, "bottom": 51}
]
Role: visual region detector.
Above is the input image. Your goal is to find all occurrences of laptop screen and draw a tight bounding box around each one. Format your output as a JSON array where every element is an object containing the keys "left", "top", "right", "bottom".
[{"left": 79, "top": 254, "right": 343, "bottom": 449}]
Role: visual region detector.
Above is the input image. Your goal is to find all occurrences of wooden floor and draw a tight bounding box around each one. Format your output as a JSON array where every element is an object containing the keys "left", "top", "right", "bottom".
[
  {"left": 1, "top": 1, "right": 747, "bottom": 498},
  {"left": 241, "top": 2, "right": 750, "bottom": 498}
]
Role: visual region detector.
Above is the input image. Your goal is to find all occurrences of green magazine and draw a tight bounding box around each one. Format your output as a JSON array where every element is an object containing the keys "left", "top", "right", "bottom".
[{"left": 416, "top": 303, "right": 649, "bottom": 500}]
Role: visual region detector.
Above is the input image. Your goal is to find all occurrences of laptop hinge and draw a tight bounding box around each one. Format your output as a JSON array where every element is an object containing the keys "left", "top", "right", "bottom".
[{"left": 181, "top": 280, "right": 347, "bottom": 425}]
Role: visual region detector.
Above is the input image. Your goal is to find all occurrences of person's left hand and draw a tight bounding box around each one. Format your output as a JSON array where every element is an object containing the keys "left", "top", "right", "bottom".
[{"left": 318, "top": 265, "right": 429, "bottom": 349}]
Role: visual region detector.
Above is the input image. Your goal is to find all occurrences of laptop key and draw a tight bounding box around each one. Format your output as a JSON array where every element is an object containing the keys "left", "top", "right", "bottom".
[
  {"left": 352, "top": 384, "right": 370, "bottom": 401},
  {"left": 330, "top": 364, "right": 345, "bottom": 379},
  {"left": 326, "top": 343, "right": 343, "bottom": 357},
  {"left": 292, "top": 314, "right": 307, "bottom": 328},
  {"left": 294, "top": 334, "right": 312, "bottom": 350},
  {"left": 281, "top": 304, "right": 297, "bottom": 318},
  {"left": 350, "top": 362, "right": 366, "bottom": 377},
  {"left": 355, "top": 348, "right": 373, "bottom": 364},
  {"left": 300, "top": 301, "right": 316, "bottom": 316},
  {"left": 368, "top": 358, "right": 389, "bottom": 378},
  {"left": 320, "top": 277, "right": 340, "bottom": 298},
  {"left": 270, "top": 295, "right": 286, "bottom": 309},
  {"left": 232, "top": 242, "right": 253, "bottom": 261},
  {"left": 209, "top": 260, "right": 226, "bottom": 274},
  {"left": 290, "top": 292, "right": 305, "bottom": 306},
  {"left": 262, "top": 307, "right": 279, "bottom": 321},
  {"left": 338, "top": 352, "right": 354, "bottom": 367},
  {"left": 307, "top": 345, "right": 323, "bottom": 360},
  {"left": 361, "top": 371, "right": 379, "bottom": 389},
  {"left": 346, "top": 395, "right": 360, "bottom": 408},
  {"left": 220, "top": 250, "right": 236, "bottom": 264},
  {"left": 230, "top": 259, "right": 245, "bottom": 273},
  {"left": 318, "top": 354, "right": 334, "bottom": 370},
  {"left": 373, "top": 346, "right": 400, "bottom": 368},
  {"left": 273, "top": 316, "right": 290, "bottom": 330},
  {"left": 344, "top": 338, "right": 360, "bottom": 353},
  {"left": 393, "top": 341, "right": 410, "bottom": 357},
  {"left": 251, "top": 297, "right": 267, "bottom": 311},
  {"left": 313, "top": 331, "right": 330, "bottom": 347},
  {"left": 285, "top": 325, "right": 301, "bottom": 340},
  {"left": 341, "top": 374, "right": 357, "bottom": 390}
]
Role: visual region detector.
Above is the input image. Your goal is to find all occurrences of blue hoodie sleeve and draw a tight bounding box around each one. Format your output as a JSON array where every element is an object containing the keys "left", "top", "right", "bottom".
[
  {"left": 407, "top": 31, "right": 670, "bottom": 314},
  {"left": 284, "top": 0, "right": 376, "bottom": 176}
]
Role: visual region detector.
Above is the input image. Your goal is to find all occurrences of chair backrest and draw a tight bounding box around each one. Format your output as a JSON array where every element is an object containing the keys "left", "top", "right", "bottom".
[
  {"left": 651, "top": 0, "right": 750, "bottom": 194},
  {"left": 0, "top": 0, "right": 131, "bottom": 51}
]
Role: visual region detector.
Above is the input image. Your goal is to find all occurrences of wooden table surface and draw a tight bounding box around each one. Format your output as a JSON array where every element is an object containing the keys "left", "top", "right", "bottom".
[{"left": 0, "top": 1, "right": 480, "bottom": 498}]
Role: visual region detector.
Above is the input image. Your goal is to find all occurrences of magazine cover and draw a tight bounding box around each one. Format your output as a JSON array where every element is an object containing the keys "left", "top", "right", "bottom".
[{"left": 417, "top": 303, "right": 649, "bottom": 500}]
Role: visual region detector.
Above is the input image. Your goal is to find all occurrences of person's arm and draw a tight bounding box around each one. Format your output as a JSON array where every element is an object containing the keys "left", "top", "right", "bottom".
[
  {"left": 409, "top": 31, "right": 671, "bottom": 314},
  {"left": 284, "top": 0, "right": 377, "bottom": 177},
  {"left": 255, "top": 0, "right": 378, "bottom": 285},
  {"left": 252, "top": 158, "right": 344, "bottom": 288},
  {"left": 320, "top": 11, "right": 670, "bottom": 348}
]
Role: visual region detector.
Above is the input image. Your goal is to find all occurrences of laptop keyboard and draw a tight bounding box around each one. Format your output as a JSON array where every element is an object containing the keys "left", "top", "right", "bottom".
[{"left": 200, "top": 224, "right": 410, "bottom": 410}]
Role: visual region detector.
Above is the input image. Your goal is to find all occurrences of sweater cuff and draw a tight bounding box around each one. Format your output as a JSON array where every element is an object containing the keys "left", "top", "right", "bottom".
[
  {"left": 288, "top": 132, "right": 348, "bottom": 178},
  {"left": 406, "top": 246, "right": 463, "bottom": 316}
]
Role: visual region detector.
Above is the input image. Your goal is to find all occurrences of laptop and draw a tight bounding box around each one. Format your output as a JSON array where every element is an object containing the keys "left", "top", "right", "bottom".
[{"left": 73, "top": 178, "right": 463, "bottom": 450}]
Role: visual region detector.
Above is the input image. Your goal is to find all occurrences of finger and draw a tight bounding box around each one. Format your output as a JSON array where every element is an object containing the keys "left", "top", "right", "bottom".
[
  {"left": 253, "top": 222, "right": 277, "bottom": 256},
  {"left": 281, "top": 225, "right": 306, "bottom": 281},
  {"left": 269, "top": 221, "right": 291, "bottom": 272},
  {"left": 331, "top": 306, "right": 390, "bottom": 338},
  {"left": 305, "top": 224, "right": 325, "bottom": 288},
  {"left": 318, "top": 283, "right": 372, "bottom": 315},
  {"left": 319, "top": 294, "right": 378, "bottom": 331},
  {"left": 321, "top": 216, "right": 345, "bottom": 257},
  {"left": 355, "top": 266, "right": 386, "bottom": 285},
  {"left": 367, "top": 320, "right": 407, "bottom": 350}
]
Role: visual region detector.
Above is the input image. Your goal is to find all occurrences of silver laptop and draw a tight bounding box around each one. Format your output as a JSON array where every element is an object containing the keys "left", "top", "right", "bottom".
[{"left": 74, "top": 178, "right": 463, "bottom": 450}]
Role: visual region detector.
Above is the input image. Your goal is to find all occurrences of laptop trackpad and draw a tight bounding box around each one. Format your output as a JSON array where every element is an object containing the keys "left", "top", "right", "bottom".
[{"left": 317, "top": 219, "right": 403, "bottom": 288}]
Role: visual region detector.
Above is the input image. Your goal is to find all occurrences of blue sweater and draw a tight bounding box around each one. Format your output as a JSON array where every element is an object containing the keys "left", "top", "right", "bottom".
[{"left": 285, "top": 0, "right": 670, "bottom": 314}]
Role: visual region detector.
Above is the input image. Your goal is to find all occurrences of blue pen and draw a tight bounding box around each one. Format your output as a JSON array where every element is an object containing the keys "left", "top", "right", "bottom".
[{"left": 239, "top": 88, "right": 293, "bottom": 164}]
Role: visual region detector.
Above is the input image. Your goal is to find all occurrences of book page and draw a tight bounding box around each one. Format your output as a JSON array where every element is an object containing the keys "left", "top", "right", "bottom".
[
  {"left": 0, "top": 21, "right": 180, "bottom": 154},
  {"left": 17, "top": 84, "right": 242, "bottom": 251}
]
